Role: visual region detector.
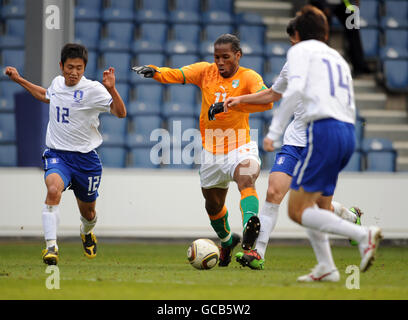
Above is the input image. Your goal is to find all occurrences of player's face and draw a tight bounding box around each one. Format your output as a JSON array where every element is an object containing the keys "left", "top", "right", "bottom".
[
  {"left": 214, "top": 43, "right": 241, "bottom": 78},
  {"left": 60, "top": 58, "right": 85, "bottom": 86}
]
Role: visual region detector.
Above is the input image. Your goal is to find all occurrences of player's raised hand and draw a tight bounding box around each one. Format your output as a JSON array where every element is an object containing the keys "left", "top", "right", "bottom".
[
  {"left": 131, "top": 65, "right": 157, "bottom": 78},
  {"left": 263, "top": 137, "right": 275, "bottom": 152},
  {"left": 102, "top": 67, "right": 116, "bottom": 90},
  {"left": 4, "top": 66, "right": 20, "bottom": 82},
  {"left": 223, "top": 96, "right": 242, "bottom": 112}
]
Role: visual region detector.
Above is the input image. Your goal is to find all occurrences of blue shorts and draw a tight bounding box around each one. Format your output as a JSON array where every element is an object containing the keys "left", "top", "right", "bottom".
[
  {"left": 291, "top": 118, "right": 355, "bottom": 197},
  {"left": 270, "top": 145, "right": 305, "bottom": 176},
  {"left": 42, "top": 149, "right": 102, "bottom": 202}
]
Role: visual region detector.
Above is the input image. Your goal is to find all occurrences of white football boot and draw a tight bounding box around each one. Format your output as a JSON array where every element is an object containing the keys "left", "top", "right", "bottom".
[
  {"left": 297, "top": 264, "right": 340, "bottom": 282},
  {"left": 359, "top": 226, "right": 383, "bottom": 272}
]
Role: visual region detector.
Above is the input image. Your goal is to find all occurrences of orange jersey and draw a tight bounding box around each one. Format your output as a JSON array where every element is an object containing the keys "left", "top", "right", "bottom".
[{"left": 151, "top": 62, "right": 273, "bottom": 154}]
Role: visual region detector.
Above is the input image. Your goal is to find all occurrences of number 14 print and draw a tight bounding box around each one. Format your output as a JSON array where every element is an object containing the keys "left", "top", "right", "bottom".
[{"left": 322, "top": 58, "right": 351, "bottom": 106}]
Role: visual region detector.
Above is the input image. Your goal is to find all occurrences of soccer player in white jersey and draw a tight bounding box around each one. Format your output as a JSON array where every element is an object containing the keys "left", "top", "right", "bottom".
[
  {"left": 5, "top": 43, "right": 127, "bottom": 265},
  {"left": 225, "top": 19, "right": 363, "bottom": 274},
  {"left": 225, "top": 6, "right": 382, "bottom": 281}
]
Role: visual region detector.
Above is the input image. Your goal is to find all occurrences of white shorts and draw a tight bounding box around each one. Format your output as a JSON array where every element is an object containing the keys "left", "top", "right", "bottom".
[{"left": 199, "top": 141, "right": 261, "bottom": 189}]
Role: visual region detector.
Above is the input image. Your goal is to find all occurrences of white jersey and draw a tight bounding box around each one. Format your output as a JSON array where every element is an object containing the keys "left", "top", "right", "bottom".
[
  {"left": 45, "top": 75, "right": 112, "bottom": 153},
  {"left": 270, "top": 40, "right": 355, "bottom": 141},
  {"left": 267, "top": 62, "right": 307, "bottom": 147}
]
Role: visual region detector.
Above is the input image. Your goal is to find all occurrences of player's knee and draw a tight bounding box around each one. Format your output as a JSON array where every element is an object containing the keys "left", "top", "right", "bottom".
[
  {"left": 266, "top": 185, "right": 285, "bottom": 204},
  {"left": 47, "top": 185, "right": 62, "bottom": 202}
]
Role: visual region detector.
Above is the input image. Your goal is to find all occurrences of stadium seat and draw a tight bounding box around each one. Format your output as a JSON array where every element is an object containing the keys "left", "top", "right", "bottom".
[
  {"left": 166, "top": 41, "right": 197, "bottom": 55},
  {"left": 163, "top": 85, "right": 196, "bottom": 118},
  {"left": 384, "top": 1, "right": 408, "bottom": 21},
  {"left": 173, "top": 0, "right": 201, "bottom": 13},
  {"left": 135, "top": 8, "right": 167, "bottom": 24},
  {"left": 240, "top": 56, "right": 264, "bottom": 76},
  {"left": 0, "top": 19, "right": 25, "bottom": 49},
  {"left": 169, "top": 0, "right": 201, "bottom": 24},
  {"left": 343, "top": 151, "right": 362, "bottom": 172},
  {"left": 359, "top": 0, "right": 379, "bottom": 28},
  {"left": 75, "top": 21, "right": 101, "bottom": 50},
  {"left": 206, "top": 0, "right": 234, "bottom": 14},
  {"left": 75, "top": 0, "right": 102, "bottom": 9},
  {"left": 0, "top": 113, "right": 16, "bottom": 143},
  {"left": 172, "top": 24, "right": 201, "bottom": 44},
  {"left": 380, "top": 46, "right": 408, "bottom": 60},
  {"left": 362, "top": 137, "right": 394, "bottom": 153},
  {"left": 168, "top": 54, "right": 199, "bottom": 68},
  {"left": 383, "top": 59, "right": 408, "bottom": 91},
  {"left": 163, "top": 102, "right": 196, "bottom": 119},
  {"left": 98, "top": 52, "right": 132, "bottom": 83},
  {"left": 115, "top": 83, "right": 130, "bottom": 105},
  {"left": 237, "top": 25, "right": 266, "bottom": 46},
  {"left": 365, "top": 151, "right": 397, "bottom": 172},
  {"left": 384, "top": 29, "right": 408, "bottom": 51},
  {"left": 360, "top": 28, "right": 379, "bottom": 58},
  {"left": 131, "top": 23, "right": 168, "bottom": 54},
  {"left": 102, "top": 7, "right": 134, "bottom": 22},
  {"left": 0, "top": 49, "right": 25, "bottom": 78},
  {"left": 202, "top": 11, "right": 233, "bottom": 25},
  {"left": 240, "top": 42, "right": 264, "bottom": 56},
  {"left": 380, "top": 17, "right": 408, "bottom": 30},
  {"left": 131, "top": 115, "right": 163, "bottom": 137},
  {"left": 264, "top": 41, "right": 291, "bottom": 57},
  {"left": 108, "top": 0, "right": 134, "bottom": 9},
  {"left": 128, "top": 147, "right": 160, "bottom": 168},
  {"left": 0, "top": 144, "right": 17, "bottom": 166},
  {"left": 235, "top": 12, "right": 265, "bottom": 26},
  {"left": 75, "top": 4, "right": 101, "bottom": 21},
  {"left": 166, "top": 116, "right": 197, "bottom": 136},
  {"left": 99, "top": 114, "right": 128, "bottom": 147},
  {"left": 97, "top": 146, "right": 127, "bottom": 168},
  {"left": 248, "top": 118, "right": 265, "bottom": 145},
  {"left": 99, "top": 22, "right": 134, "bottom": 51},
  {"left": 84, "top": 50, "right": 98, "bottom": 80},
  {"left": 1, "top": 0, "right": 25, "bottom": 19},
  {"left": 128, "top": 84, "right": 163, "bottom": 116},
  {"left": 204, "top": 25, "right": 234, "bottom": 42},
  {"left": 167, "top": 84, "right": 197, "bottom": 105},
  {"left": 0, "top": 80, "right": 23, "bottom": 112}
]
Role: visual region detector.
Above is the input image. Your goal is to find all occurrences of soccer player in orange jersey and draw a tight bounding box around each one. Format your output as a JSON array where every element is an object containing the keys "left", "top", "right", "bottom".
[{"left": 133, "top": 34, "right": 279, "bottom": 267}]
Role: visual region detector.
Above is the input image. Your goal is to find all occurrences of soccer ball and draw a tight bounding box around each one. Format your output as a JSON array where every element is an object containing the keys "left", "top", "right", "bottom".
[{"left": 187, "top": 238, "right": 220, "bottom": 270}]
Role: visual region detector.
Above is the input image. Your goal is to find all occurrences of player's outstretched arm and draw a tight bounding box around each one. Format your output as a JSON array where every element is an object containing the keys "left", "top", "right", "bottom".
[
  {"left": 102, "top": 67, "right": 126, "bottom": 118},
  {"left": 4, "top": 66, "right": 49, "bottom": 103},
  {"left": 224, "top": 88, "right": 281, "bottom": 112}
]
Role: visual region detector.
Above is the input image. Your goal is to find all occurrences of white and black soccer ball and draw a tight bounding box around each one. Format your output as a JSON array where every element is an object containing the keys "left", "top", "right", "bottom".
[{"left": 187, "top": 238, "right": 220, "bottom": 270}]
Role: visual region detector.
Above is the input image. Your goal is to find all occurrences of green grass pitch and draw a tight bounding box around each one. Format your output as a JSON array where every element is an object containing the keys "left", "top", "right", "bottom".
[{"left": 0, "top": 240, "right": 407, "bottom": 300}]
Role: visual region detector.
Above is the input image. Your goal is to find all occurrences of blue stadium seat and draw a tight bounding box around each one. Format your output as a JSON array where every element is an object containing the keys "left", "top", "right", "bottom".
[
  {"left": 0, "top": 144, "right": 17, "bottom": 166},
  {"left": 138, "top": 0, "right": 168, "bottom": 11},
  {"left": 362, "top": 138, "right": 397, "bottom": 171},
  {"left": 1, "top": 0, "right": 25, "bottom": 19},
  {"left": 75, "top": 21, "right": 101, "bottom": 50},
  {"left": 264, "top": 41, "right": 291, "bottom": 57},
  {"left": 84, "top": 50, "right": 98, "bottom": 80},
  {"left": 167, "top": 84, "right": 197, "bottom": 104},
  {"left": 380, "top": 17, "right": 408, "bottom": 30},
  {"left": 99, "top": 114, "right": 127, "bottom": 147},
  {"left": 173, "top": 0, "right": 201, "bottom": 13},
  {"left": 98, "top": 146, "right": 127, "bottom": 167},
  {"left": 129, "top": 146, "right": 160, "bottom": 168},
  {"left": 128, "top": 84, "right": 163, "bottom": 116},
  {"left": 76, "top": 0, "right": 102, "bottom": 9},
  {"left": 0, "top": 19, "right": 25, "bottom": 49},
  {"left": 359, "top": 0, "right": 379, "bottom": 28},
  {"left": 240, "top": 56, "right": 264, "bottom": 76},
  {"left": 163, "top": 85, "right": 197, "bottom": 118},
  {"left": 238, "top": 25, "right": 266, "bottom": 46},
  {"left": 162, "top": 102, "right": 196, "bottom": 119},
  {"left": 0, "top": 113, "right": 16, "bottom": 143},
  {"left": 172, "top": 23, "right": 201, "bottom": 44},
  {"left": 383, "top": 59, "right": 408, "bottom": 91},
  {"left": 107, "top": 0, "right": 134, "bottom": 9},
  {"left": 169, "top": 9, "right": 200, "bottom": 24},
  {"left": 360, "top": 28, "right": 379, "bottom": 58},
  {"left": 343, "top": 151, "right": 362, "bottom": 172},
  {"left": 75, "top": 3, "right": 101, "bottom": 21},
  {"left": 362, "top": 137, "right": 394, "bottom": 153},
  {"left": 384, "top": 29, "right": 408, "bottom": 51},
  {"left": 380, "top": 46, "right": 408, "bottom": 60},
  {"left": 202, "top": 11, "right": 233, "bottom": 25},
  {"left": 135, "top": 8, "right": 167, "bottom": 23},
  {"left": 98, "top": 52, "right": 132, "bottom": 83},
  {"left": 0, "top": 80, "right": 22, "bottom": 112},
  {"left": 168, "top": 54, "right": 199, "bottom": 68},
  {"left": 130, "top": 53, "right": 165, "bottom": 84},
  {"left": 235, "top": 12, "right": 265, "bottom": 26},
  {"left": 0, "top": 49, "right": 25, "bottom": 79},
  {"left": 115, "top": 83, "right": 130, "bottom": 104},
  {"left": 102, "top": 7, "right": 134, "bottom": 22},
  {"left": 206, "top": 0, "right": 234, "bottom": 14},
  {"left": 264, "top": 56, "right": 286, "bottom": 88},
  {"left": 166, "top": 41, "right": 197, "bottom": 55},
  {"left": 166, "top": 116, "right": 197, "bottom": 135},
  {"left": 99, "top": 22, "right": 134, "bottom": 51},
  {"left": 132, "top": 23, "right": 168, "bottom": 54},
  {"left": 385, "top": 0, "right": 408, "bottom": 20},
  {"left": 132, "top": 115, "right": 163, "bottom": 136},
  {"left": 240, "top": 42, "right": 264, "bottom": 56},
  {"left": 204, "top": 24, "right": 234, "bottom": 41}
]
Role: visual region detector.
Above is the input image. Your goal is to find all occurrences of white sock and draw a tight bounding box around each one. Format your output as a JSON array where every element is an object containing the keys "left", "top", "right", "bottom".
[
  {"left": 301, "top": 207, "right": 367, "bottom": 243},
  {"left": 42, "top": 204, "right": 59, "bottom": 249},
  {"left": 255, "top": 201, "right": 279, "bottom": 259},
  {"left": 331, "top": 201, "right": 357, "bottom": 223},
  {"left": 80, "top": 214, "right": 97, "bottom": 235},
  {"left": 306, "top": 228, "right": 336, "bottom": 270}
]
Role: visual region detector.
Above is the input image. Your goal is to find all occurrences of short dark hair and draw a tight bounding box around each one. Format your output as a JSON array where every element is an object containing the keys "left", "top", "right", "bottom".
[
  {"left": 214, "top": 34, "right": 243, "bottom": 55},
  {"left": 293, "top": 5, "right": 329, "bottom": 42},
  {"left": 60, "top": 43, "right": 88, "bottom": 66},
  {"left": 286, "top": 18, "right": 296, "bottom": 37}
]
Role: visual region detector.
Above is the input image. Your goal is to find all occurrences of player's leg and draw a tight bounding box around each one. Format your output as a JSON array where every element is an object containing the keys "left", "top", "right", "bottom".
[
  {"left": 202, "top": 187, "right": 240, "bottom": 267},
  {"left": 233, "top": 158, "right": 261, "bottom": 251},
  {"left": 77, "top": 198, "right": 98, "bottom": 259}
]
